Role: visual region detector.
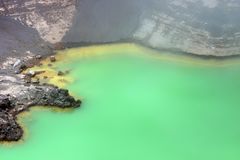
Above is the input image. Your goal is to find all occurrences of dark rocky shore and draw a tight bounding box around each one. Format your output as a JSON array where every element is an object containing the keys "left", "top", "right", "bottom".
[
  {"left": 0, "top": 17, "right": 81, "bottom": 142},
  {"left": 0, "top": 49, "right": 82, "bottom": 141},
  {"left": 0, "top": 81, "right": 81, "bottom": 141},
  {"left": 0, "top": 52, "right": 81, "bottom": 142}
]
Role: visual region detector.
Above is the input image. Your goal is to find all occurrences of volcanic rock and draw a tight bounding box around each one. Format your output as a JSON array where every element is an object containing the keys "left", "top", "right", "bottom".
[{"left": 0, "top": 95, "right": 11, "bottom": 111}]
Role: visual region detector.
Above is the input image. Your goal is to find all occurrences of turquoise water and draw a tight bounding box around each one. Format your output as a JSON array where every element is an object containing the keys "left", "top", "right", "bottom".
[{"left": 1, "top": 44, "right": 240, "bottom": 160}]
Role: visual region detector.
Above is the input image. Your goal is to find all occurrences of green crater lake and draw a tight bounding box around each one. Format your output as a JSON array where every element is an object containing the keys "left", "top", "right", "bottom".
[{"left": 1, "top": 43, "right": 240, "bottom": 160}]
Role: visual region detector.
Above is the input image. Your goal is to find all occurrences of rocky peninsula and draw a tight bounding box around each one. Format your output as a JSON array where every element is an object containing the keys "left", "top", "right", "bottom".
[
  {"left": 0, "top": 0, "right": 80, "bottom": 141},
  {"left": 0, "top": 45, "right": 81, "bottom": 141}
]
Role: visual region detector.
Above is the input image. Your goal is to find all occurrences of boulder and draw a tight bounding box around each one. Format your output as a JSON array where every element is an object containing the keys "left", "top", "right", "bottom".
[{"left": 50, "top": 56, "right": 56, "bottom": 62}]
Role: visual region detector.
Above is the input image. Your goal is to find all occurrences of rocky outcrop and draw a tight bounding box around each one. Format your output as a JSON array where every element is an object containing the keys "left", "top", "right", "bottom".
[
  {"left": 0, "top": 72, "right": 81, "bottom": 141},
  {"left": 0, "top": 111, "right": 23, "bottom": 141},
  {"left": 0, "top": 1, "right": 81, "bottom": 142},
  {"left": 0, "top": 45, "right": 81, "bottom": 142}
]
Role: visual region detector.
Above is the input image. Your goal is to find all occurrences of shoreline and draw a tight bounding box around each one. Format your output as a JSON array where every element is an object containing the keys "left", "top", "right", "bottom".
[
  {"left": 1, "top": 41, "right": 240, "bottom": 143},
  {"left": 0, "top": 105, "right": 77, "bottom": 146},
  {"left": 0, "top": 51, "right": 81, "bottom": 142},
  {"left": 63, "top": 40, "right": 240, "bottom": 59},
  {"left": 61, "top": 42, "right": 240, "bottom": 67}
]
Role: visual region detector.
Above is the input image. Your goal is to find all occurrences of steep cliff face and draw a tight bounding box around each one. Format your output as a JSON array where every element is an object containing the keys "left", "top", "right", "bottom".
[
  {"left": 64, "top": 0, "right": 240, "bottom": 56},
  {"left": 0, "top": 0, "right": 76, "bottom": 43},
  {"left": 2, "top": 0, "right": 240, "bottom": 56},
  {"left": 132, "top": 11, "right": 240, "bottom": 56}
]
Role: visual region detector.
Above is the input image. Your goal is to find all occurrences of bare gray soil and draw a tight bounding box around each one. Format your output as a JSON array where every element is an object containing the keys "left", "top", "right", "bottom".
[{"left": 0, "top": 17, "right": 52, "bottom": 63}]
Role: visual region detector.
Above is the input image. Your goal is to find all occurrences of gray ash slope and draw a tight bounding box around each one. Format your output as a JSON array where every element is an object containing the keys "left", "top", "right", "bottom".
[{"left": 0, "top": 17, "right": 52, "bottom": 63}]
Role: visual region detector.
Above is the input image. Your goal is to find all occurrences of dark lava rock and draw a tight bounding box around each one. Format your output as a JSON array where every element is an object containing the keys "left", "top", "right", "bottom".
[
  {"left": 0, "top": 95, "right": 11, "bottom": 111},
  {"left": 0, "top": 74, "right": 81, "bottom": 142},
  {"left": 6, "top": 83, "right": 82, "bottom": 114},
  {"left": 0, "top": 111, "right": 23, "bottom": 141},
  {"left": 22, "top": 85, "right": 81, "bottom": 109}
]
